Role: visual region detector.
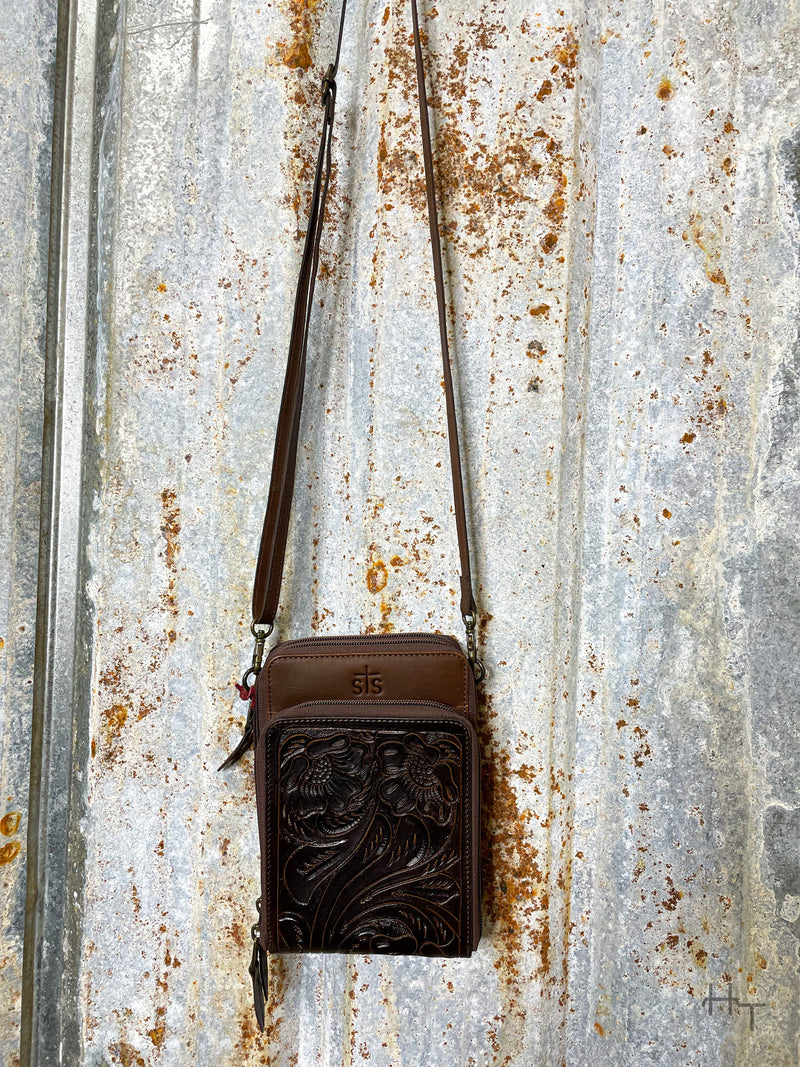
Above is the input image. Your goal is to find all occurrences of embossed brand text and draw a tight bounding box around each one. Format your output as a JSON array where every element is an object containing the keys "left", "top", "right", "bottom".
[{"left": 352, "top": 665, "right": 383, "bottom": 695}]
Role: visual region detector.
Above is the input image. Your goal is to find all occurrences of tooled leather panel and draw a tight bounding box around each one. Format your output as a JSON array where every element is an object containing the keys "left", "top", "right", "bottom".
[
  {"left": 266, "top": 653, "right": 469, "bottom": 718},
  {"left": 266, "top": 720, "right": 472, "bottom": 957}
]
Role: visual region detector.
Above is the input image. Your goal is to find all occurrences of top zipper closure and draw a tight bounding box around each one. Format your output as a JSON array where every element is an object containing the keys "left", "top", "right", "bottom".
[
  {"left": 268, "top": 632, "right": 460, "bottom": 652},
  {"left": 268, "top": 697, "right": 464, "bottom": 717}
]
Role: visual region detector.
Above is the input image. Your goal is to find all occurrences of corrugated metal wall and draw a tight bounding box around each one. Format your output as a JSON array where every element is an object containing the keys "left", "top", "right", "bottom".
[
  {"left": 0, "top": 2, "right": 57, "bottom": 1062},
  {"left": 3, "top": 0, "right": 800, "bottom": 1063}
]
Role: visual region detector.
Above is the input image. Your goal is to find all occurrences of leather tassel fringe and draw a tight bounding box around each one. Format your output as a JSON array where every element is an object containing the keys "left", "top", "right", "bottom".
[
  {"left": 218, "top": 682, "right": 256, "bottom": 771},
  {"left": 249, "top": 938, "right": 269, "bottom": 1031}
]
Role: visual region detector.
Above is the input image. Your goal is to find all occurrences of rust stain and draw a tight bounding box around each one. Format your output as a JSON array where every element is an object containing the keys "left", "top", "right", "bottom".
[
  {"left": 148, "top": 1005, "right": 166, "bottom": 1048},
  {"left": 264, "top": 955, "right": 290, "bottom": 1061},
  {"left": 631, "top": 725, "right": 652, "bottom": 769},
  {"left": 552, "top": 32, "right": 579, "bottom": 77},
  {"left": 99, "top": 702, "right": 129, "bottom": 766},
  {"left": 675, "top": 346, "right": 732, "bottom": 443},
  {"left": 660, "top": 875, "right": 683, "bottom": 912},
  {"left": 616, "top": 684, "right": 717, "bottom": 993},
  {"left": 529, "top": 304, "right": 550, "bottom": 317},
  {"left": 656, "top": 76, "right": 675, "bottom": 100},
  {"left": 692, "top": 942, "right": 708, "bottom": 966},
  {"left": 479, "top": 691, "right": 550, "bottom": 1022},
  {"left": 95, "top": 654, "right": 161, "bottom": 764},
  {"left": 373, "top": 6, "right": 577, "bottom": 277},
  {"left": 366, "top": 559, "right": 388, "bottom": 594},
  {"left": 227, "top": 922, "right": 246, "bottom": 949},
  {"left": 0, "top": 811, "right": 21, "bottom": 836},
  {"left": 277, "top": 40, "right": 312, "bottom": 70},
  {"left": 109, "top": 1043, "right": 146, "bottom": 1067},
  {"left": 378, "top": 599, "right": 395, "bottom": 633},
  {"left": 689, "top": 348, "right": 731, "bottom": 433},
  {"left": 683, "top": 213, "right": 729, "bottom": 291},
  {"left": 272, "top": 0, "right": 319, "bottom": 71},
  {"left": 159, "top": 488, "right": 181, "bottom": 649},
  {"left": 160, "top": 489, "right": 181, "bottom": 573},
  {"left": 543, "top": 172, "right": 567, "bottom": 228},
  {"left": 274, "top": 0, "right": 345, "bottom": 271},
  {"left": 0, "top": 841, "right": 21, "bottom": 865}
]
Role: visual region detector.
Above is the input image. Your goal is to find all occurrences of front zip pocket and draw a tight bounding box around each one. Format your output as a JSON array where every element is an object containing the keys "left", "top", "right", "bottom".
[{"left": 255, "top": 700, "right": 480, "bottom": 962}]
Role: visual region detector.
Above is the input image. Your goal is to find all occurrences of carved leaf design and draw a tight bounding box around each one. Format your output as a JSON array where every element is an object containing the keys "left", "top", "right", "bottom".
[
  {"left": 405, "top": 875, "right": 459, "bottom": 906},
  {"left": 277, "top": 912, "right": 311, "bottom": 951},
  {"left": 274, "top": 725, "right": 466, "bottom": 956}
]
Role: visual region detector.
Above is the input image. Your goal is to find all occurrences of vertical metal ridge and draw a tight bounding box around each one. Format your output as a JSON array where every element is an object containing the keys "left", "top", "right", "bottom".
[
  {"left": 22, "top": 0, "right": 100, "bottom": 1062},
  {"left": 21, "top": 0, "right": 75, "bottom": 1059}
]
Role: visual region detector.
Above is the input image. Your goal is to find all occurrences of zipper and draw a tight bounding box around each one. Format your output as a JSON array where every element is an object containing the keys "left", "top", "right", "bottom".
[
  {"left": 271, "top": 697, "right": 461, "bottom": 713},
  {"left": 264, "top": 697, "right": 470, "bottom": 735},
  {"left": 267, "top": 632, "right": 461, "bottom": 652}
]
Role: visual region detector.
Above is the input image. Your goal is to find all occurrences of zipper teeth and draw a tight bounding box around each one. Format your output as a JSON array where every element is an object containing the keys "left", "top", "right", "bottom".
[
  {"left": 274, "top": 633, "right": 456, "bottom": 648},
  {"left": 283, "top": 698, "right": 458, "bottom": 711}
]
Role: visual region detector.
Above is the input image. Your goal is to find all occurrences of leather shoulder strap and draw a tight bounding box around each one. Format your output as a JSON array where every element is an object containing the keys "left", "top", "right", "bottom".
[{"left": 251, "top": 0, "right": 479, "bottom": 657}]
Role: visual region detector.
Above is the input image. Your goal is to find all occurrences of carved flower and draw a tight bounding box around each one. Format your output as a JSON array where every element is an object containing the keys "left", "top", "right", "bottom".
[
  {"left": 378, "top": 735, "right": 458, "bottom": 825},
  {"left": 283, "top": 734, "right": 370, "bottom": 817}
]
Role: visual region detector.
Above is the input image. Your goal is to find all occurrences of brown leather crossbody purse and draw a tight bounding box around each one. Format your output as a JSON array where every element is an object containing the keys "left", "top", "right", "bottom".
[{"left": 220, "top": 0, "right": 484, "bottom": 1030}]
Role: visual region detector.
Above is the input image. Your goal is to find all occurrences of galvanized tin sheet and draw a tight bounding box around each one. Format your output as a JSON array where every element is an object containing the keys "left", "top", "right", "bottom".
[
  {"left": 0, "top": 2, "right": 57, "bottom": 1061},
  {"left": 29, "top": 0, "right": 800, "bottom": 1063}
]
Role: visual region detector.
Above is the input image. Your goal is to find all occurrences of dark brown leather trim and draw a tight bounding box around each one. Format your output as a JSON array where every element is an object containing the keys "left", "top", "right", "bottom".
[{"left": 257, "top": 704, "right": 479, "bottom": 957}]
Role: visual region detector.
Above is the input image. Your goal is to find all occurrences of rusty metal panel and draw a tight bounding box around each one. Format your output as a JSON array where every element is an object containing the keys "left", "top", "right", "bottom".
[
  {"left": 26, "top": 0, "right": 800, "bottom": 1064},
  {"left": 0, "top": 1, "right": 57, "bottom": 1062}
]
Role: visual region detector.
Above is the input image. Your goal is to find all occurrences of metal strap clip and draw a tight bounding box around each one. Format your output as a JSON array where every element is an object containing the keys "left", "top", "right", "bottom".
[
  {"left": 463, "top": 613, "right": 485, "bottom": 682},
  {"left": 244, "top": 621, "right": 273, "bottom": 689}
]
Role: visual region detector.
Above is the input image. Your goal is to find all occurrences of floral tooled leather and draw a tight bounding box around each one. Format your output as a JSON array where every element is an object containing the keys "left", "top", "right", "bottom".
[
  {"left": 269, "top": 722, "right": 470, "bottom": 957},
  {"left": 378, "top": 735, "right": 459, "bottom": 825},
  {"left": 283, "top": 734, "right": 371, "bottom": 819}
]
